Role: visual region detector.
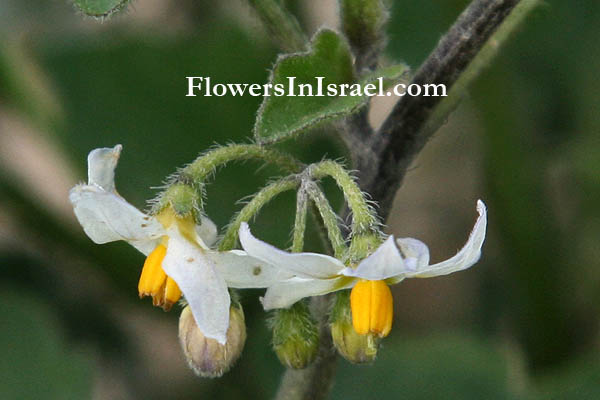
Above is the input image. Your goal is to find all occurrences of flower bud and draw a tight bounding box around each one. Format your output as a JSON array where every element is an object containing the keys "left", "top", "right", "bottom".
[
  {"left": 178, "top": 304, "right": 246, "bottom": 378},
  {"left": 271, "top": 301, "right": 319, "bottom": 369},
  {"left": 330, "top": 291, "right": 378, "bottom": 363}
]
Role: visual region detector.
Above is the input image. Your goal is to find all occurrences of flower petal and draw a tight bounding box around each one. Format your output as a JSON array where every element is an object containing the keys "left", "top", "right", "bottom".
[
  {"left": 238, "top": 222, "right": 344, "bottom": 279},
  {"left": 261, "top": 276, "right": 355, "bottom": 310},
  {"left": 87, "top": 145, "right": 122, "bottom": 192},
  {"left": 196, "top": 215, "right": 218, "bottom": 248},
  {"left": 396, "top": 237, "right": 430, "bottom": 271},
  {"left": 210, "top": 250, "right": 295, "bottom": 288},
  {"left": 69, "top": 185, "right": 164, "bottom": 255},
  {"left": 341, "top": 236, "right": 406, "bottom": 280},
  {"left": 409, "top": 200, "right": 487, "bottom": 278},
  {"left": 161, "top": 228, "right": 230, "bottom": 344}
]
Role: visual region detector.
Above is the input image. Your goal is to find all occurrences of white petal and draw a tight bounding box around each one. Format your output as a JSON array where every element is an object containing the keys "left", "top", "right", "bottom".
[
  {"left": 238, "top": 222, "right": 344, "bottom": 279},
  {"left": 396, "top": 237, "right": 430, "bottom": 270},
  {"left": 210, "top": 250, "right": 295, "bottom": 288},
  {"left": 161, "top": 228, "right": 230, "bottom": 344},
  {"left": 261, "top": 276, "right": 355, "bottom": 310},
  {"left": 341, "top": 236, "right": 406, "bottom": 280},
  {"left": 69, "top": 185, "right": 164, "bottom": 255},
  {"left": 409, "top": 200, "right": 487, "bottom": 278},
  {"left": 196, "top": 216, "right": 218, "bottom": 248},
  {"left": 87, "top": 145, "right": 122, "bottom": 192}
]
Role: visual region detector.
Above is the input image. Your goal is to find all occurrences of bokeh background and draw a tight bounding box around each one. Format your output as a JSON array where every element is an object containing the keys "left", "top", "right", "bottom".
[{"left": 1, "top": 0, "right": 599, "bottom": 399}]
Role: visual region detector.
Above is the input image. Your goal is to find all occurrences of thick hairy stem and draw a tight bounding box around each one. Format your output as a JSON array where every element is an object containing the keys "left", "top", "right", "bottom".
[{"left": 365, "top": 0, "right": 522, "bottom": 218}]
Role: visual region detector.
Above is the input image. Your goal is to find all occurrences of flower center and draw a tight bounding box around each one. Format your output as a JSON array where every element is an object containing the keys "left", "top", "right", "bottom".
[
  {"left": 350, "top": 280, "right": 393, "bottom": 337},
  {"left": 138, "top": 241, "right": 182, "bottom": 311}
]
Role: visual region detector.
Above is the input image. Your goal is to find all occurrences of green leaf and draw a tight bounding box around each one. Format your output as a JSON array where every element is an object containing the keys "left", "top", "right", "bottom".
[
  {"left": 73, "top": 0, "right": 131, "bottom": 18},
  {"left": 255, "top": 29, "right": 408, "bottom": 143},
  {"left": 254, "top": 30, "right": 352, "bottom": 143}
]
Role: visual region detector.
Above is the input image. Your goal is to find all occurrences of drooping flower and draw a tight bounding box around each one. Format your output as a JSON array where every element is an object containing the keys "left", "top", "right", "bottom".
[
  {"left": 69, "top": 145, "right": 292, "bottom": 343},
  {"left": 238, "top": 200, "right": 487, "bottom": 337}
]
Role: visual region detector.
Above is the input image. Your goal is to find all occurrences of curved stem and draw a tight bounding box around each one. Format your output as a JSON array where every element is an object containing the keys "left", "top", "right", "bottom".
[
  {"left": 304, "top": 181, "right": 347, "bottom": 259},
  {"left": 309, "top": 160, "right": 378, "bottom": 236},
  {"left": 180, "top": 143, "right": 303, "bottom": 187},
  {"left": 219, "top": 177, "right": 299, "bottom": 251}
]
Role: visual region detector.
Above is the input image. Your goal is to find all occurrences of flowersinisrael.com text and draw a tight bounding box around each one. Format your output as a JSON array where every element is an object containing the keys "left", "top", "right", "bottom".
[{"left": 185, "top": 77, "right": 447, "bottom": 98}]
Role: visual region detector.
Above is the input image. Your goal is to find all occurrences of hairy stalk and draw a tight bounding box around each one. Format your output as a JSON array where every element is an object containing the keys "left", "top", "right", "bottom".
[
  {"left": 179, "top": 143, "right": 303, "bottom": 187},
  {"left": 304, "top": 181, "right": 347, "bottom": 259},
  {"left": 219, "top": 177, "right": 299, "bottom": 251},
  {"left": 309, "top": 160, "right": 378, "bottom": 236},
  {"left": 152, "top": 144, "right": 302, "bottom": 217},
  {"left": 292, "top": 181, "right": 309, "bottom": 252},
  {"left": 247, "top": 0, "right": 307, "bottom": 53}
]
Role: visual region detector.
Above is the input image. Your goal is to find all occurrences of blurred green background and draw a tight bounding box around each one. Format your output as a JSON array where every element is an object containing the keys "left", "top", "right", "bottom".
[{"left": 1, "top": 0, "right": 598, "bottom": 399}]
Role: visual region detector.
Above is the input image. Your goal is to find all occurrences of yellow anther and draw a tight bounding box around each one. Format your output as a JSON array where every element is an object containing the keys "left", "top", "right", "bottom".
[
  {"left": 350, "top": 280, "right": 393, "bottom": 338},
  {"left": 138, "top": 243, "right": 182, "bottom": 311},
  {"left": 163, "top": 277, "right": 182, "bottom": 311},
  {"left": 138, "top": 244, "right": 168, "bottom": 298}
]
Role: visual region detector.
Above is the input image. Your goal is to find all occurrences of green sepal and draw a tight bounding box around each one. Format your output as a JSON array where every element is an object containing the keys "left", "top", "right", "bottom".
[
  {"left": 269, "top": 301, "right": 319, "bottom": 369},
  {"left": 330, "top": 290, "right": 379, "bottom": 364},
  {"left": 152, "top": 183, "right": 202, "bottom": 221}
]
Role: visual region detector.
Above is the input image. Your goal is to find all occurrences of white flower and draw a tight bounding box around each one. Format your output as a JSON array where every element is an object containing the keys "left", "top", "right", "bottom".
[
  {"left": 238, "top": 200, "right": 487, "bottom": 311},
  {"left": 69, "top": 145, "right": 292, "bottom": 344}
]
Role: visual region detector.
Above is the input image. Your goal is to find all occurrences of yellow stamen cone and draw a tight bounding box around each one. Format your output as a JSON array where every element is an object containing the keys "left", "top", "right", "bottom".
[
  {"left": 138, "top": 244, "right": 168, "bottom": 298},
  {"left": 350, "top": 280, "right": 393, "bottom": 338}
]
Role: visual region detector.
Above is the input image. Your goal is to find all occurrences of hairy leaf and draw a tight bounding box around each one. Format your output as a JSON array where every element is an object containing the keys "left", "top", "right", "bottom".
[
  {"left": 73, "top": 0, "right": 131, "bottom": 18},
  {"left": 255, "top": 29, "right": 408, "bottom": 143}
]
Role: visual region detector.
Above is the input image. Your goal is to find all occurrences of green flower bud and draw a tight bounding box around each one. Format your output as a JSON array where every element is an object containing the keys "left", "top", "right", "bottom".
[
  {"left": 340, "top": 0, "right": 388, "bottom": 65},
  {"left": 270, "top": 301, "right": 319, "bottom": 369},
  {"left": 330, "top": 290, "right": 378, "bottom": 363},
  {"left": 178, "top": 304, "right": 246, "bottom": 378}
]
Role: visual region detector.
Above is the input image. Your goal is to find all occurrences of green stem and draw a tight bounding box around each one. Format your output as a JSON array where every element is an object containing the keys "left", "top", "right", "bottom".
[
  {"left": 247, "top": 0, "right": 307, "bottom": 53},
  {"left": 292, "top": 181, "right": 309, "bottom": 253},
  {"left": 304, "top": 181, "right": 347, "bottom": 259},
  {"left": 219, "top": 177, "right": 300, "bottom": 251},
  {"left": 309, "top": 160, "right": 378, "bottom": 237},
  {"left": 180, "top": 144, "right": 303, "bottom": 187},
  {"left": 152, "top": 144, "right": 303, "bottom": 217}
]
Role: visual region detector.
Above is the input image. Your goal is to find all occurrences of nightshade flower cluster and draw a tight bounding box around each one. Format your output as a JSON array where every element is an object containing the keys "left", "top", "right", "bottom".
[{"left": 70, "top": 145, "right": 487, "bottom": 375}]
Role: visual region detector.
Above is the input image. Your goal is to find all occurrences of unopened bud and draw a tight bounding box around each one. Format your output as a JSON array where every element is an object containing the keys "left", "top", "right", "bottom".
[
  {"left": 271, "top": 301, "right": 319, "bottom": 369},
  {"left": 330, "top": 290, "right": 378, "bottom": 363},
  {"left": 178, "top": 304, "right": 246, "bottom": 378}
]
